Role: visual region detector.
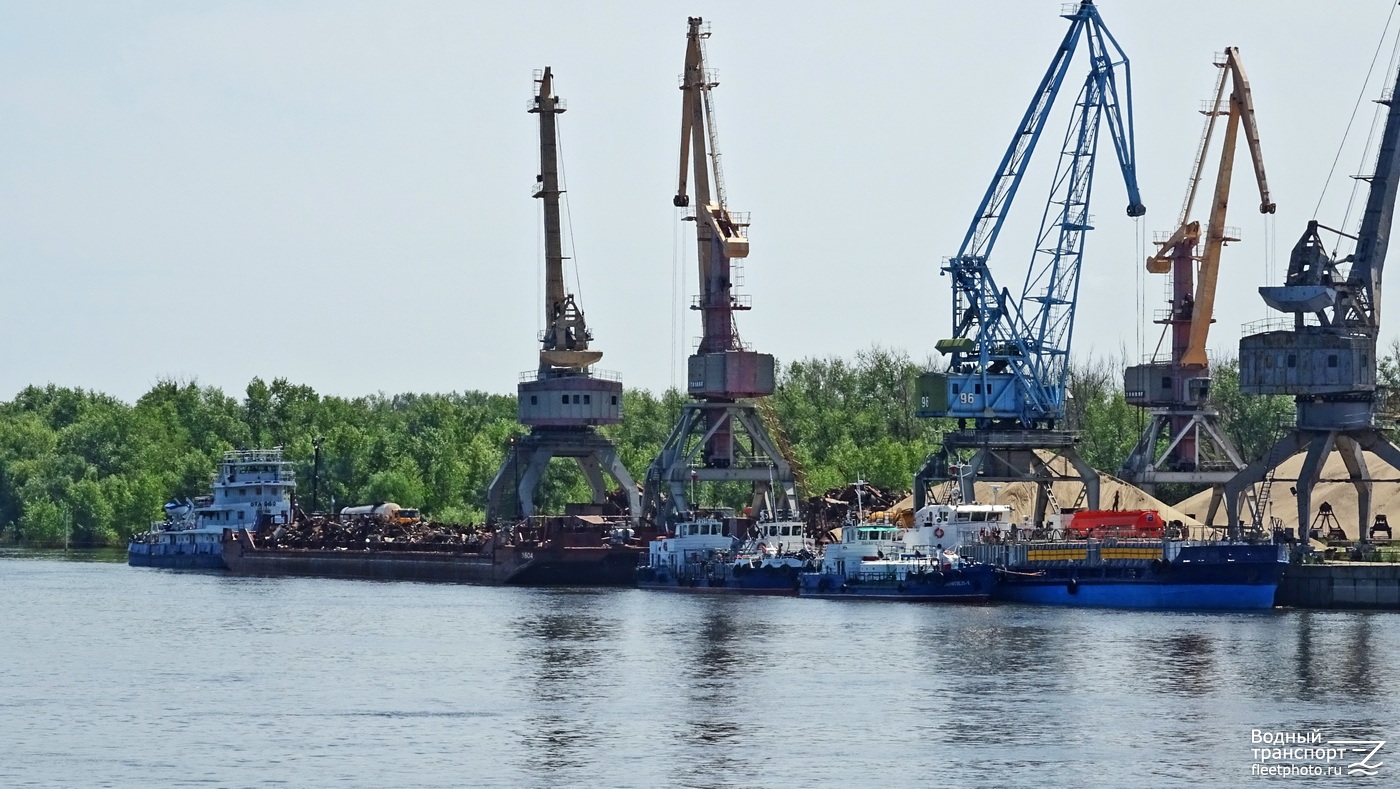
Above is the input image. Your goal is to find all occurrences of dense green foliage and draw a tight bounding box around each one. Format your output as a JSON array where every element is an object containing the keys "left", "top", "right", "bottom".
[{"left": 0, "top": 345, "right": 1350, "bottom": 548}]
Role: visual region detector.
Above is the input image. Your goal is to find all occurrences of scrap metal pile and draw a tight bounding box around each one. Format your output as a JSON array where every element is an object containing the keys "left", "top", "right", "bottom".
[
  {"left": 256, "top": 515, "right": 491, "bottom": 552},
  {"left": 804, "top": 483, "right": 904, "bottom": 535}
]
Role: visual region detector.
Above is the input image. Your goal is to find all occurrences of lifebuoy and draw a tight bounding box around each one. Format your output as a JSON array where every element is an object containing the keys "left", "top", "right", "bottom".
[{"left": 933, "top": 527, "right": 945, "bottom": 538}]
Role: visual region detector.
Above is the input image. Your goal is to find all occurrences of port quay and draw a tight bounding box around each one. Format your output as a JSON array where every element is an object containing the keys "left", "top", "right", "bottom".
[{"left": 4, "top": 2, "right": 1400, "bottom": 787}]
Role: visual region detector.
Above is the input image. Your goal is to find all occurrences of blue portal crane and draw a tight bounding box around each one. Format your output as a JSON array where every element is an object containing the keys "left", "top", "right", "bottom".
[
  {"left": 914, "top": 0, "right": 1145, "bottom": 514},
  {"left": 919, "top": 0, "right": 1143, "bottom": 429}
]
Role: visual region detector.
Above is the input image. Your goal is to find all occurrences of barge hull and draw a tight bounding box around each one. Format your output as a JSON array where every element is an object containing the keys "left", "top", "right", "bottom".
[
  {"left": 223, "top": 533, "right": 513, "bottom": 584},
  {"left": 993, "top": 581, "right": 1277, "bottom": 610},
  {"left": 637, "top": 581, "right": 794, "bottom": 595},
  {"left": 799, "top": 591, "right": 989, "bottom": 602},
  {"left": 222, "top": 530, "right": 641, "bottom": 587},
  {"left": 128, "top": 551, "right": 225, "bottom": 571}
]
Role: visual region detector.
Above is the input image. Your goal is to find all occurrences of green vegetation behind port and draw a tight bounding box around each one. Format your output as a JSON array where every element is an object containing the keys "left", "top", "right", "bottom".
[{"left": 6, "top": 344, "right": 1399, "bottom": 548}]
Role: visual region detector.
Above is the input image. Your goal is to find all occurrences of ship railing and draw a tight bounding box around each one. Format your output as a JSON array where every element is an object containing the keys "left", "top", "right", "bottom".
[{"left": 222, "top": 448, "right": 287, "bottom": 464}]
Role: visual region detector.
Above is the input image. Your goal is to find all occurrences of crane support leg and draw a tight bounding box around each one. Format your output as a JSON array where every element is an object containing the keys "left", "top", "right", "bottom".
[
  {"left": 1065, "top": 447, "right": 1100, "bottom": 513},
  {"left": 1336, "top": 435, "right": 1372, "bottom": 543},
  {"left": 1224, "top": 430, "right": 1309, "bottom": 535},
  {"left": 576, "top": 454, "right": 609, "bottom": 504},
  {"left": 1293, "top": 432, "right": 1338, "bottom": 542}
]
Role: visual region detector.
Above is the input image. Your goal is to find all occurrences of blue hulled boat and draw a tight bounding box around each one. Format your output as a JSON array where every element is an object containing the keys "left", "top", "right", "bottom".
[
  {"left": 933, "top": 505, "right": 1287, "bottom": 611},
  {"left": 798, "top": 507, "right": 997, "bottom": 602},
  {"left": 635, "top": 513, "right": 816, "bottom": 594},
  {"left": 129, "top": 449, "right": 296, "bottom": 570}
]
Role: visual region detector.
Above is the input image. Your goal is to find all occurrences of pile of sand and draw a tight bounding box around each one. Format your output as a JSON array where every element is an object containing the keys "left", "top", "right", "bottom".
[
  {"left": 884, "top": 453, "right": 1203, "bottom": 527},
  {"left": 1174, "top": 450, "right": 1400, "bottom": 540}
]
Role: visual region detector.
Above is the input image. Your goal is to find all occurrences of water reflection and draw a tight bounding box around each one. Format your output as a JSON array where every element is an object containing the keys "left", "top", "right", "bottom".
[
  {"left": 1336, "top": 614, "right": 1375, "bottom": 691},
  {"left": 913, "top": 610, "right": 1081, "bottom": 749},
  {"left": 1134, "top": 632, "right": 1217, "bottom": 696},
  {"left": 1286, "top": 611, "right": 1393, "bottom": 700},
  {"left": 676, "top": 599, "right": 750, "bottom": 787},
  {"left": 511, "top": 589, "right": 619, "bottom": 785}
]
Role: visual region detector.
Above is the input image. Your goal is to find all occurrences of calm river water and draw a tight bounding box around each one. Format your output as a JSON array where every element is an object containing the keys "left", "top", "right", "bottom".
[{"left": 2, "top": 550, "right": 1398, "bottom": 788}]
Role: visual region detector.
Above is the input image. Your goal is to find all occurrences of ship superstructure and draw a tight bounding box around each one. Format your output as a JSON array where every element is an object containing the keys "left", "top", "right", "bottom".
[{"left": 129, "top": 448, "right": 296, "bottom": 569}]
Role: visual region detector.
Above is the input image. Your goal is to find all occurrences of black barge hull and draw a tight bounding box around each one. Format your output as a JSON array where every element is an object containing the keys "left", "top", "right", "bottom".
[{"left": 221, "top": 530, "right": 641, "bottom": 587}]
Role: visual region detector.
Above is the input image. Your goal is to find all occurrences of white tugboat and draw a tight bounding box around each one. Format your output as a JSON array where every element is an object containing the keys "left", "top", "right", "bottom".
[
  {"left": 128, "top": 449, "right": 296, "bottom": 569},
  {"left": 635, "top": 511, "right": 815, "bottom": 594},
  {"left": 797, "top": 495, "right": 1004, "bottom": 602}
]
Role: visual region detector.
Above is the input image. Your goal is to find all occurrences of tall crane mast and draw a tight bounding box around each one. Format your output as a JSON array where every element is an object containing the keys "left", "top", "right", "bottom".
[
  {"left": 914, "top": 0, "right": 1144, "bottom": 516},
  {"left": 643, "top": 18, "right": 800, "bottom": 526},
  {"left": 1226, "top": 55, "right": 1400, "bottom": 542},
  {"left": 487, "top": 67, "right": 640, "bottom": 525},
  {"left": 1119, "top": 47, "right": 1274, "bottom": 522}
]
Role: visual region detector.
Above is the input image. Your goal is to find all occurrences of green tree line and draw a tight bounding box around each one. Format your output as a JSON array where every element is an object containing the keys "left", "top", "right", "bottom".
[{"left": 0, "top": 347, "right": 1319, "bottom": 547}]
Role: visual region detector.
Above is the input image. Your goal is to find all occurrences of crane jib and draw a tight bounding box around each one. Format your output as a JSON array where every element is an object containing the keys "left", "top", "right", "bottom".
[{"left": 919, "top": 0, "right": 1145, "bottom": 430}]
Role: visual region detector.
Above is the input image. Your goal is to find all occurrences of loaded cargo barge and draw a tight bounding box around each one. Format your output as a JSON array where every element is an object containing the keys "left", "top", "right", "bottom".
[
  {"left": 221, "top": 514, "right": 645, "bottom": 586},
  {"left": 949, "top": 508, "right": 1287, "bottom": 610}
]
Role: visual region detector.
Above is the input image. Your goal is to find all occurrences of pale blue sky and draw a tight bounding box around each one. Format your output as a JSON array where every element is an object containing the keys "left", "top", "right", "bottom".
[{"left": 2, "top": 1, "right": 1396, "bottom": 402}]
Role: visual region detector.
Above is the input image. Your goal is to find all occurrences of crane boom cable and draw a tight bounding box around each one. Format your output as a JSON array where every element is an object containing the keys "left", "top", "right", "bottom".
[
  {"left": 1337, "top": 22, "right": 1400, "bottom": 258},
  {"left": 555, "top": 119, "right": 585, "bottom": 307},
  {"left": 696, "top": 32, "right": 728, "bottom": 211},
  {"left": 1313, "top": 1, "right": 1399, "bottom": 223},
  {"left": 671, "top": 208, "right": 680, "bottom": 390},
  {"left": 1179, "top": 62, "right": 1229, "bottom": 228}
]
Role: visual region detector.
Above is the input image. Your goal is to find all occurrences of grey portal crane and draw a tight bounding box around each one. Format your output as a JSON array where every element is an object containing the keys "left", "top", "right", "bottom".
[
  {"left": 1224, "top": 57, "right": 1400, "bottom": 541},
  {"left": 486, "top": 67, "right": 640, "bottom": 525}
]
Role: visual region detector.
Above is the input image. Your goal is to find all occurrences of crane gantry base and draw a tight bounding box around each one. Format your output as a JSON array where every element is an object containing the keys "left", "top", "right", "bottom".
[
  {"left": 914, "top": 429, "right": 1100, "bottom": 526},
  {"left": 642, "top": 401, "right": 799, "bottom": 527},
  {"left": 1119, "top": 407, "right": 1247, "bottom": 526},
  {"left": 1224, "top": 413, "right": 1400, "bottom": 543},
  {"left": 487, "top": 428, "right": 640, "bottom": 526}
]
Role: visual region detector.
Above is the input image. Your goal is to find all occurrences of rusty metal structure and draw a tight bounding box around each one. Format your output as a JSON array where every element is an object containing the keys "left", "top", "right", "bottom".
[
  {"left": 1119, "top": 47, "right": 1274, "bottom": 523},
  {"left": 1224, "top": 57, "right": 1400, "bottom": 540},
  {"left": 487, "top": 67, "right": 640, "bottom": 525},
  {"left": 642, "top": 18, "right": 798, "bottom": 525}
]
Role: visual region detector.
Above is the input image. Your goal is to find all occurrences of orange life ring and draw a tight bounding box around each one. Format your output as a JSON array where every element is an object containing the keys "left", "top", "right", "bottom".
[{"left": 933, "top": 527, "right": 945, "bottom": 538}]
